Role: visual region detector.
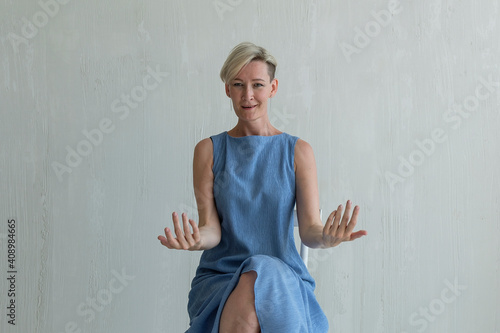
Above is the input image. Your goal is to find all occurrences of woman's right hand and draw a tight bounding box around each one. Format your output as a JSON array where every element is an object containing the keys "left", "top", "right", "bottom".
[{"left": 158, "top": 212, "right": 202, "bottom": 251}]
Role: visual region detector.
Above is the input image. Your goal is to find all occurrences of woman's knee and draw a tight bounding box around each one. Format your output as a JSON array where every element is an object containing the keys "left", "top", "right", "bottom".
[
  {"left": 239, "top": 270, "right": 257, "bottom": 288},
  {"left": 219, "top": 271, "right": 259, "bottom": 332}
]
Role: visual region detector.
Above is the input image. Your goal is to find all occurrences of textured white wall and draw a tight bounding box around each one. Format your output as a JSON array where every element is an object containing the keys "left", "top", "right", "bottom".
[{"left": 1, "top": 0, "right": 499, "bottom": 332}]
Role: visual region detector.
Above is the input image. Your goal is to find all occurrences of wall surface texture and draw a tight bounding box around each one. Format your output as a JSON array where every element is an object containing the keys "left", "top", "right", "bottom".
[{"left": 1, "top": 0, "right": 499, "bottom": 332}]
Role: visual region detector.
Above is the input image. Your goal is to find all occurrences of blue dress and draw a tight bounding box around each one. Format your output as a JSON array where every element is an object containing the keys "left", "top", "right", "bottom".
[{"left": 186, "top": 131, "right": 329, "bottom": 332}]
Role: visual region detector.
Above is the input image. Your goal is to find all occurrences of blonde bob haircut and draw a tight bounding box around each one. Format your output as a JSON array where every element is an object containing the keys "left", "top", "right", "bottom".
[{"left": 220, "top": 42, "right": 277, "bottom": 84}]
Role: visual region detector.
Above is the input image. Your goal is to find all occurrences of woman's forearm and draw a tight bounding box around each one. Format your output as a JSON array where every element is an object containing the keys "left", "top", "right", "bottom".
[
  {"left": 197, "top": 225, "right": 221, "bottom": 250},
  {"left": 300, "top": 224, "right": 326, "bottom": 249}
]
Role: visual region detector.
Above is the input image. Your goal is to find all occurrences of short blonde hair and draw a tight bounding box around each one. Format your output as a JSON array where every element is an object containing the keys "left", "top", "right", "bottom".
[{"left": 220, "top": 42, "right": 277, "bottom": 83}]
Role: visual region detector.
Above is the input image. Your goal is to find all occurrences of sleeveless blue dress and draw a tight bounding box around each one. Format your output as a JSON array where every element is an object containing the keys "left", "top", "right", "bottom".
[{"left": 186, "top": 131, "right": 329, "bottom": 332}]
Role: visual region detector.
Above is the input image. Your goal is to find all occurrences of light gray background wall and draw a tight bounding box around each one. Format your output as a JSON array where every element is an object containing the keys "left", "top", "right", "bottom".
[{"left": 1, "top": 0, "right": 499, "bottom": 332}]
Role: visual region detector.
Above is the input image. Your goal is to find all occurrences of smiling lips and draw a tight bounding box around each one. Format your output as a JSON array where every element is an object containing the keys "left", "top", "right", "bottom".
[{"left": 242, "top": 105, "right": 257, "bottom": 110}]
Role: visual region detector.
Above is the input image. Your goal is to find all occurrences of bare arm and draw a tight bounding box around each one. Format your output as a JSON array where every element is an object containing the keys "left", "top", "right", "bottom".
[
  {"left": 294, "top": 139, "right": 367, "bottom": 248},
  {"left": 158, "top": 138, "right": 221, "bottom": 251}
]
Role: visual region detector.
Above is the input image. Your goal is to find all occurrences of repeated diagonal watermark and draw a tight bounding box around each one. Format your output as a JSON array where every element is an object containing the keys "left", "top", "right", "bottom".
[
  {"left": 402, "top": 277, "right": 467, "bottom": 333},
  {"left": 7, "top": 0, "right": 74, "bottom": 54},
  {"left": 57, "top": 267, "right": 135, "bottom": 333},
  {"left": 269, "top": 106, "right": 296, "bottom": 132},
  {"left": 51, "top": 64, "right": 169, "bottom": 182},
  {"left": 305, "top": 245, "right": 335, "bottom": 274},
  {"left": 385, "top": 74, "right": 500, "bottom": 191},
  {"left": 339, "top": 0, "right": 403, "bottom": 63},
  {"left": 213, "top": 0, "right": 243, "bottom": 21}
]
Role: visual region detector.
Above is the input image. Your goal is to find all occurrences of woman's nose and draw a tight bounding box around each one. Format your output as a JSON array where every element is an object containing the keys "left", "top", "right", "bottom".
[{"left": 243, "top": 87, "right": 253, "bottom": 100}]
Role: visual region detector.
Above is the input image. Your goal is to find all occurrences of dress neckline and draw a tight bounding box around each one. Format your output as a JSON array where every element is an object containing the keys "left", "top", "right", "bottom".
[{"left": 225, "top": 130, "right": 285, "bottom": 138}]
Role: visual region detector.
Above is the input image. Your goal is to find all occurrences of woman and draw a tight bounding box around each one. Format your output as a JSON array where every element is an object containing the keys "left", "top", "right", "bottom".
[{"left": 158, "top": 42, "right": 367, "bottom": 333}]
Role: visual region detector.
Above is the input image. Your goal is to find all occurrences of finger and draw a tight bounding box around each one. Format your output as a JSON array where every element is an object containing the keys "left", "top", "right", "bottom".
[
  {"left": 182, "top": 213, "right": 195, "bottom": 245},
  {"left": 345, "top": 205, "right": 361, "bottom": 235},
  {"left": 190, "top": 219, "right": 200, "bottom": 243},
  {"left": 338, "top": 200, "right": 352, "bottom": 230},
  {"left": 157, "top": 234, "right": 168, "bottom": 246},
  {"left": 349, "top": 229, "right": 367, "bottom": 241},
  {"left": 162, "top": 227, "right": 180, "bottom": 249},
  {"left": 173, "top": 212, "right": 189, "bottom": 249},
  {"left": 332, "top": 204, "right": 343, "bottom": 231},
  {"left": 324, "top": 210, "right": 337, "bottom": 233}
]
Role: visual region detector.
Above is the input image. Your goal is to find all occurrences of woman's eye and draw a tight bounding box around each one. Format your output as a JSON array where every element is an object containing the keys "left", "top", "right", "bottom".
[
  {"left": 254, "top": 83, "right": 264, "bottom": 88},
  {"left": 233, "top": 83, "right": 242, "bottom": 87}
]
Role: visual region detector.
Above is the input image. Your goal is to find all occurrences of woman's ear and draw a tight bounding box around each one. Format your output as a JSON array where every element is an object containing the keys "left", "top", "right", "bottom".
[
  {"left": 269, "top": 78, "right": 278, "bottom": 98},
  {"left": 225, "top": 84, "right": 231, "bottom": 98}
]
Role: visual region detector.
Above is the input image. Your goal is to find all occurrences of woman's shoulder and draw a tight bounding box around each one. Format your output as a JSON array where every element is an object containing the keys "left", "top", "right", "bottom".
[
  {"left": 194, "top": 137, "right": 214, "bottom": 162},
  {"left": 294, "top": 138, "right": 313, "bottom": 153},
  {"left": 194, "top": 131, "right": 225, "bottom": 150},
  {"left": 294, "top": 138, "right": 315, "bottom": 172},
  {"left": 195, "top": 137, "right": 213, "bottom": 147}
]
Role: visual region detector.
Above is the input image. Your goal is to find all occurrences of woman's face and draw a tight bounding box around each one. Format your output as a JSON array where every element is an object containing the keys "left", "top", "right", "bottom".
[{"left": 225, "top": 60, "right": 278, "bottom": 122}]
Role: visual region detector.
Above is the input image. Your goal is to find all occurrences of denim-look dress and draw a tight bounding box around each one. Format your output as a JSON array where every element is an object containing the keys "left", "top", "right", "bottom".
[{"left": 186, "top": 131, "right": 329, "bottom": 333}]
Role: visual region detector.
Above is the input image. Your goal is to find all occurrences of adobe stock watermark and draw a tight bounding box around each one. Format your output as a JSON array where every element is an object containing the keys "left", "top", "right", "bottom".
[
  {"left": 339, "top": 0, "right": 403, "bottom": 63},
  {"left": 213, "top": 0, "right": 242, "bottom": 21},
  {"left": 305, "top": 246, "right": 336, "bottom": 274},
  {"left": 51, "top": 64, "right": 169, "bottom": 182},
  {"left": 402, "top": 277, "right": 467, "bottom": 333},
  {"left": 269, "top": 106, "right": 296, "bottom": 132},
  {"left": 58, "top": 267, "right": 135, "bottom": 333},
  {"left": 7, "top": 0, "right": 73, "bottom": 54},
  {"left": 386, "top": 74, "right": 500, "bottom": 191}
]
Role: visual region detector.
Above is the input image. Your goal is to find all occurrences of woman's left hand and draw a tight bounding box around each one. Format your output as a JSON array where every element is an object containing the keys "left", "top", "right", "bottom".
[{"left": 322, "top": 200, "right": 367, "bottom": 248}]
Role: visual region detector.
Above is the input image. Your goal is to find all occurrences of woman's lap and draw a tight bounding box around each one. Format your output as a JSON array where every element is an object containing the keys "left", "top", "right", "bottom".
[{"left": 186, "top": 255, "right": 328, "bottom": 333}]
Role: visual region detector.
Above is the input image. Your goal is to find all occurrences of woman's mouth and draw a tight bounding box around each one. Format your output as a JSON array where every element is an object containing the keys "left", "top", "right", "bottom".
[{"left": 241, "top": 105, "right": 257, "bottom": 110}]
